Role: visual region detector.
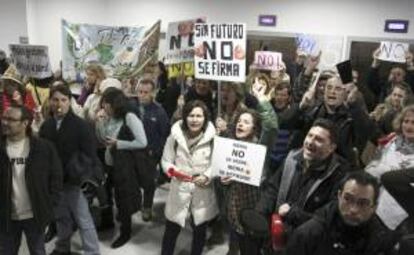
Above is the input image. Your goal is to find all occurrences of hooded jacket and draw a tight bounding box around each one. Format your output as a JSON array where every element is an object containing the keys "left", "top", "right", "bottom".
[{"left": 161, "top": 120, "right": 218, "bottom": 227}]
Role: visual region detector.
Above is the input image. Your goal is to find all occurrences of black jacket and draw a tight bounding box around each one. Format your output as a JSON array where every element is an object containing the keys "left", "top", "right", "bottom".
[
  {"left": 256, "top": 149, "right": 349, "bottom": 229},
  {"left": 0, "top": 136, "right": 63, "bottom": 232},
  {"left": 293, "top": 102, "right": 374, "bottom": 165},
  {"left": 109, "top": 118, "right": 148, "bottom": 217},
  {"left": 285, "top": 201, "right": 398, "bottom": 255},
  {"left": 39, "top": 111, "right": 96, "bottom": 185}
]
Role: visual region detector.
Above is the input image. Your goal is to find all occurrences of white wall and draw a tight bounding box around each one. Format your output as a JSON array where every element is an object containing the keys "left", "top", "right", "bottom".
[
  {"left": 0, "top": 0, "right": 28, "bottom": 54},
  {"left": 25, "top": 0, "right": 414, "bottom": 69}
]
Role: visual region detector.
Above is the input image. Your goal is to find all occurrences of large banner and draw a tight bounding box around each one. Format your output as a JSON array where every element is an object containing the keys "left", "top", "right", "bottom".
[
  {"left": 165, "top": 18, "right": 205, "bottom": 65},
  {"left": 9, "top": 44, "right": 52, "bottom": 78},
  {"left": 211, "top": 136, "right": 266, "bottom": 187},
  {"left": 62, "top": 19, "right": 160, "bottom": 82},
  {"left": 194, "top": 23, "right": 246, "bottom": 82}
]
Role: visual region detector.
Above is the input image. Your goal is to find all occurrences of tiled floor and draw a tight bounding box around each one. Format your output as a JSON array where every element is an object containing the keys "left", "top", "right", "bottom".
[{"left": 19, "top": 184, "right": 229, "bottom": 255}]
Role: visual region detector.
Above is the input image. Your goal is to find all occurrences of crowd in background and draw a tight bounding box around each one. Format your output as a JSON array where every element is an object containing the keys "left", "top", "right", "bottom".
[{"left": 1, "top": 45, "right": 414, "bottom": 255}]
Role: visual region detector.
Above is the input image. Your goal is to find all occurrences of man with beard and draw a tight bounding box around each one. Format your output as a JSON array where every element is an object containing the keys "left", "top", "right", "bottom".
[
  {"left": 285, "top": 171, "right": 398, "bottom": 255},
  {"left": 0, "top": 105, "right": 62, "bottom": 255}
]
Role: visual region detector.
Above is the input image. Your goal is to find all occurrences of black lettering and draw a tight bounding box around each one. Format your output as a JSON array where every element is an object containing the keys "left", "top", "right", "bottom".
[
  {"left": 203, "top": 41, "right": 216, "bottom": 59},
  {"left": 170, "top": 35, "right": 181, "bottom": 50}
]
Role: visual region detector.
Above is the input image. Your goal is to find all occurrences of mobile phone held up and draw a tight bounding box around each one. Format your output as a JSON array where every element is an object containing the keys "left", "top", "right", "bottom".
[{"left": 336, "top": 60, "right": 353, "bottom": 85}]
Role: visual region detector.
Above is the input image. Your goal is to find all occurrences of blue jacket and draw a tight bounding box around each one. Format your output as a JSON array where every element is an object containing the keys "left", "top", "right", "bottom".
[{"left": 131, "top": 99, "right": 170, "bottom": 159}]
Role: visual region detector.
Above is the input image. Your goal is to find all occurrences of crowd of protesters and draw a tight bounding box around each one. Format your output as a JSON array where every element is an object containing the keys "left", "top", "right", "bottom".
[{"left": 1, "top": 45, "right": 414, "bottom": 255}]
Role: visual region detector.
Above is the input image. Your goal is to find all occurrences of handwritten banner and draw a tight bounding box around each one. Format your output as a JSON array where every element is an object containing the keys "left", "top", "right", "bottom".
[
  {"left": 212, "top": 136, "right": 266, "bottom": 186},
  {"left": 62, "top": 19, "right": 160, "bottom": 82},
  {"left": 194, "top": 23, "right": 246, "bottom": 82},
  {"left": 9, "top": 44, "right": 52, "bottom": 78},
  {"left": 165, "top": 18, "right": 205, "bottom": 65}
]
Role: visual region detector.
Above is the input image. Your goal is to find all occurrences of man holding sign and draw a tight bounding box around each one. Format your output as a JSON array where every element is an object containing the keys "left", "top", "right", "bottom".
[{"left": 368, "top": 44, "right": 414, "bottom": 103}]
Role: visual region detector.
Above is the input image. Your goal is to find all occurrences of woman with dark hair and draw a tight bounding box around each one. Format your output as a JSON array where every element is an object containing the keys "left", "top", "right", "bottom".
[
  {"left": 221, "top": 82, "right": 278, "bottom": 255},
  {"left": 95, "top": 88, "right": 147, "bottom": 248},
  {"left": 160, "top": 100, "right": 218, "bottom": 255}
]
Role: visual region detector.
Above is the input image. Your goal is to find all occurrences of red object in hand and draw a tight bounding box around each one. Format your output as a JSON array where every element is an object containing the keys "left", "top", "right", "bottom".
[
  {"left": 377, "top": 132, "right": 397, "bottom": 147},
  {"left": 167, "top": 168, "right": 193, "bottom": 182},
  {"left": 271, "top": 213, "right": 286, "bottom": 251}
]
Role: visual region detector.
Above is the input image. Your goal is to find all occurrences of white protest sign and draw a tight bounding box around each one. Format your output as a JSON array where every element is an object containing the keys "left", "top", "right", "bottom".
[
  {"left": 376, "top": 188, "right": 408, "bottom": 230},
  {"left": 378, "top": 41, "right": 409, "bottom": 63},
  {"left": 194, "top": 23, "right": 246, "bottom": 82},
  {"left": 253, "top": 51, "right": 283, "bottom": 71},
  {"left": 165, "top": 18, "right": 205, "bottom": 65},
  {"left": 9, "top": 44, "right": 52, "bottom": 78},
  {"left": 212, "top": 136, "right": 267, "bottom": 187}
]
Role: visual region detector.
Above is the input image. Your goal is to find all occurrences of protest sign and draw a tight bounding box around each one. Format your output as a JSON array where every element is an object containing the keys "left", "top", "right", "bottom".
[
  {"left": 211, "top": 136, "right": 267, "bottom": 187},
  {"left": 295, "top": 33, "right": 344, "bottom": 71},
  {"left": 253, "top": 51, "right": 283, "bottom": 71},
  {"left": 296, "top": 34, "right": 317, "bottom": 55},
  {"left": 168, "top": 62, "right": 194, "bottom": 78},
  {"left": 165, "top": 18, "right": 205, "bottom": 65},
  {"left": 9, "top": 44, "right": 52, "bottom": 78},
  {"left": 378, "top": 41, "right": 409, "bottom": 63},
  {"left": 194, "top": 23, "right": 246, "bottom": 82},
  {"left": 62, "top": 19, "right": 160, "bottom": 82}
]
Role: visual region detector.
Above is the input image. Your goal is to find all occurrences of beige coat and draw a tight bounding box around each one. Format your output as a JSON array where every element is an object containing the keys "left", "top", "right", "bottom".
[{"left": 161, "top": 121, "right": 218, "bottom": 227}]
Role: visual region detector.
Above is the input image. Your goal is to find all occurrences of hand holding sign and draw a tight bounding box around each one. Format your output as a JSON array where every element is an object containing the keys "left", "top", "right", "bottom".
[
  {"left": 372, "top": 47, "right": 381, "bottom": 68},
  {"left": 304, "top": 51, "right": 322, "bottom": 76},
  {"left": 346, "top": 82, "right": 359, "bottom": 105},
  {"left": 406, "top": 51, "right": 414, "bottom": 70},
  {"left": 300, "top": 71, "right": 321, "bottom": 110},
  {"left": 252, "top": 77, "right": 273, "bottom": 102}
]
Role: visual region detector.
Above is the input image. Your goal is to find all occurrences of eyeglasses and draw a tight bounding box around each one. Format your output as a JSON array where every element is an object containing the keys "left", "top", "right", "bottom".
[
  {"left": 341, "top": 193, "right": 374, "bottom": 209},
  {"left": 1, "top": 117, "right": 23, "bottom": 123}
]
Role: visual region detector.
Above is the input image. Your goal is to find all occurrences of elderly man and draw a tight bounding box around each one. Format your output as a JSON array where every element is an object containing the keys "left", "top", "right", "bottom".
[
  {"left": 285, "top": 171, "right": 398, "bottom": 255},
  {"left": 297, "top": 76, "right": 373, "bottom": 165}
]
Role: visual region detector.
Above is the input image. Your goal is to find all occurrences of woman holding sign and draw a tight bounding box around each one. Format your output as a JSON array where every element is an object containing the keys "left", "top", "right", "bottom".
[
  {"left": 160, "top": 100, "right": 218, "bottom": 255},
  {"left": 221, "top": 78, "right": 278, "bottom": 255}
]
